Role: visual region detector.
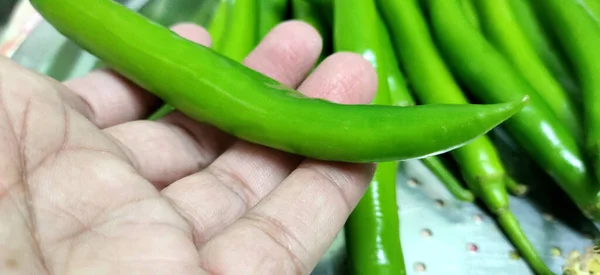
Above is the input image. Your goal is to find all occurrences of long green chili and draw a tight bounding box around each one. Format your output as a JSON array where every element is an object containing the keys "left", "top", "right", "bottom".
[
  {"left": 474, "top": 0, "right": 582, "bottom": 141},
  {"left": 334, "top": 0, "right": 405, "bottom": 273},
  {"left": 507, "top": 0, "right": 580, "bottom": 101},
  {"left": 377, "top": 14, "right": 474, "bottom": 202},
  {"left": 379, "top": 0, "right": 547, "bottom": 273},
  {"left": 428, "top": 0, "right": 600, "bottom": 223},
  {"left": 31, "top": 0, "right": 527, "bottom": 164},
  {"left": 531, "top": 0, "right": 600, "bottom": 195}
]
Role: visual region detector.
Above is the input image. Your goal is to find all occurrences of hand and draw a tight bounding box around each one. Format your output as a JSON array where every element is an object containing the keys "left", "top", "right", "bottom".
[{"left": 0, "top": 21, "right": 379, "bottom": 274}]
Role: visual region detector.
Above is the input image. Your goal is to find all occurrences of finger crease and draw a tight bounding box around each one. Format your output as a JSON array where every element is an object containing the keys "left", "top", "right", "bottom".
[
  {"left": 18, "top": 97, "right": 53, "bottom": 275},
  {"left": 168, "top": 120, "right": 218, "bottom": 169},
  {"left": 162, "top": 195, "right": 205, "bottom": 246},
  {"left": 241, "top": 212, "right": 308, "bottom": 274},
  {"left": 206, "top": 165, "right": 259, "bottom": 207}
]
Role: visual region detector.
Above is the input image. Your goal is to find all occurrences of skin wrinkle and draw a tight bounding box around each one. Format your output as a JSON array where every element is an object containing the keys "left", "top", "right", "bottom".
[
  {"left": 0, "top": 74, "right": 38, "bottom": 269},
  {"left": 241, "top": 212, "right": 308, "bottom": 274},
  {"left": 205, "top": 165, "right": 260, "bottom": 208},
  {"left": 161, "top": 193, "right": 206, "bottom": 242},
  {"left": 16, "top": 96, "right": 52, "bottom": 275}
]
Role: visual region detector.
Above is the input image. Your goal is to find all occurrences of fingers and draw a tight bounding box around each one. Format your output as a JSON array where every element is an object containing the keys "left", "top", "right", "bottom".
[
  {"left": 103, "top": 114, "right": 233, "bottom": 189},
  {"left": 162, "top": 52, "right": 378, "bottom": 245},
  {"left": 198, "top": 162, "right": 375, "bottom": 274},
  {"left": 243, "top": 20, "right": 323, "bottom": 85},
  {"left": 109, "top": 21, "right": 324, "bottom": 187},
  {"left": 64, "top": 23, "right": 212, "bottom": 128}
]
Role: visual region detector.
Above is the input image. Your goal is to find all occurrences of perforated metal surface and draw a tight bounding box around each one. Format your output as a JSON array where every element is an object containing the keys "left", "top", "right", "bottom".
[{"left": 313, "top": 159, "right": 597, "bottom": 275}]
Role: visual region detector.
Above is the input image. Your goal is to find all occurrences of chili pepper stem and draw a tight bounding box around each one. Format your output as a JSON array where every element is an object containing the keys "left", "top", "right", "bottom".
[
  {"left": 496, "top": 209, "right": 554, "bottom": 275},
  {"left": 420, "top": 157, "right": 475, "bottom": 202},
  {"left": 147, "top": 104, "right": 175, "bottom": 120},
  {"left": 474, "top": 178, "right": 553, "bottom": 274},
  {"left": 505, "top": 177, "right": 528, "bottom": 196}
]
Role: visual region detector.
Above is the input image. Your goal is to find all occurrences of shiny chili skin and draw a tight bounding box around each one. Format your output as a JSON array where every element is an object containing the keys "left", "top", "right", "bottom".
[
  {"left": 428, "top": 0, "right": 600, "bottom": 221},
  {"left": 377, "top": 16, "right": 474, "bottom": 202},
  {"left": 474, "top": 0, "right": 582, "bottom": 141},
  {"left": 507, "top": 0, "right": 580, "bottom": 101},
  {"left": 258, "top": 0, "right": 290, "bottom": 40},
  {"left": 531, "top": 0, "right": 600, "bottom": 195},
  {"left": 206, "top": 0, "right": 229, "bottom": 51},
  {"left": 149, "top": 0, "right": 259, "bottom": 121},
  {"left": 460, "top": 0, "right": 480, "bottom": 31},
  {"left": 31, "top": 0, "right": 526, "bottom": 164},
  {"left": 379, "top": 0, "right": 551, "bottom": 273},
  {"left": 583, "top": 0, "right": 600, "bottom": 23},
  {"left": 333, "top": 0, "right": 405, "bottom": 273},
  {"left": 209, "top": 0, "right": 258, "bottom": 62}
]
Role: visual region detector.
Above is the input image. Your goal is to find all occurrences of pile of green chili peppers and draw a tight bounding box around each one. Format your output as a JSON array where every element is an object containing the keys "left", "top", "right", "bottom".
[{"left": 27, "top": 0, "right": 600, "bottom": 274}]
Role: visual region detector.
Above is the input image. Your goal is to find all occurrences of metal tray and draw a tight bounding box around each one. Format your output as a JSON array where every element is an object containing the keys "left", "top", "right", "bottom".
[{"left": 3, "top": 1, "right": 597, "bottom": 274}]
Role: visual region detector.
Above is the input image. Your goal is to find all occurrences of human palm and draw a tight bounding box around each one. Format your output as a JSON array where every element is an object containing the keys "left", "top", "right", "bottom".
[{"left": 0, "top": 22, "right": 378, "bottom": 274}]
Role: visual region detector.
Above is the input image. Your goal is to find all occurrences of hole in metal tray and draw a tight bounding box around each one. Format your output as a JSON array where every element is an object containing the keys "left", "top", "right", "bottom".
[{"left": 413, "top": 262, "right": 426, "bottom": 272}]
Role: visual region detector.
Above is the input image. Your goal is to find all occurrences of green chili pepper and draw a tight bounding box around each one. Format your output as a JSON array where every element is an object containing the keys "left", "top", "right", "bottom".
[
  {"left": 344, "top": 162, "right": 405, "bottom": 275},
  {"left": 149, "top": 0, "right": 259, "bottom": 121},
  {"left": 531, "top": 0, "right": 600, "bottom": 195},
  {"left": 291, "top": 0, "right": 333, "bottom": 64},
  {"left": 474, "top": 0, "right": 583, "bottom": 142},
  {"left": 460, "top": 0, "right": 480, "bottom": 31},
  {"left": 334, "top": 1, "right": 405, "bottom": 273},
  {"left": 583, "top": 0, "right": 600, "bottom": 23},
  {"left": 258, "top": 0, "right": 290, "bottom": 41},
  {"left": 377, "top": 15, "right": 474, "bottom": 202},
  {"left": 31, "top": 0, "right": 527, "bottom": 164},
  {"left": 427, "top": 0, "right": 600, "bottom": 222},
  {"left": 419, "top": 157, "right": 475, "bottom": 201},
  {"left": 377, "top": 0, "right": 527, "bottom": 196},
  {"left": 378, "top": 0, "right": 549, "bottom": 273},
  {"left": 207, "top": 0, "right": 229, "bottom": 51},
  {"left": 507, "top": 0, "right": 580, "bottom": 102},
  {"left": 210, "top": 0, "right": 259, "bottom": 62}
]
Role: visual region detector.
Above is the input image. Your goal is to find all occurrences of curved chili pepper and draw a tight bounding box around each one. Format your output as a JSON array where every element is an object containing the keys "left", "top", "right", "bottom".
[
  {"left": 507, "top": 0, "right": 580, "bottom": 101},
  {"left": 258, "top": 0, "right": 290, "bottom": 40},
  {"left": 206, "top": 0, "right": 229, "bottom": 51},
  {"left": 460, "top": 0, "right": 480, "bottom": 31},
  {"left": 291, "top": 0, "right": 333, "bottom": 64},
  {"left": 377, "top": 0, "right": 527, "bottom": 196},
  {"left": 474, "top": 0, "right": 582, "bottom": 141},
  {"left": 149, "top": 0, "right": 259, "bottom": 121},
  {"left": 379, "top": 0, "right": 550, "bottom": 273},
  {"left": 344, "top": 161, "right": 406, "bottom": 275},
  {"left": 377, "top": 16, "right": 475, "bottom": 202},
  {"left": 31, "top": 0, "right": 527, "bottom": 164},
  {"left": 334, "top": 1, "right": 405, "bottom": 273},
  {"left": 427, "top": 0, "right": 600, "bottom": 222},
  {"left": 209, "top": 0, "right": 258, "bottom": 62},
  {"left": 531, "top": 0, "right": 600, "bottom": 199}
]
